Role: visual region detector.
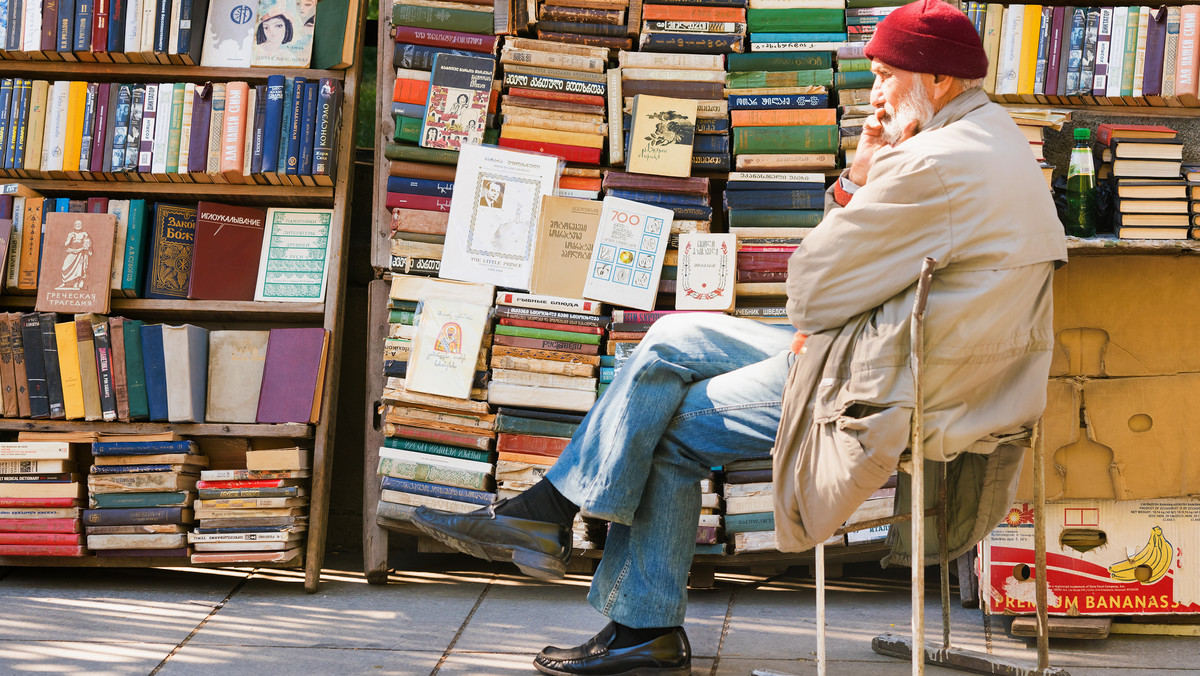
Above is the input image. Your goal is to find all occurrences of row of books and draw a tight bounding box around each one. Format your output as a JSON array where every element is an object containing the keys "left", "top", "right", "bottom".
[
  {"left": 0, "top": 312, "right": 327, "bottom": 424},
  {"left": 0, "top": 76, "right": 343, "bottom": 184},
  {"left": 0, "top": 0, "right": 357, "bottom": 69},
  {"left": 0, "top": 193, "right": 337, "bottom": 305}
]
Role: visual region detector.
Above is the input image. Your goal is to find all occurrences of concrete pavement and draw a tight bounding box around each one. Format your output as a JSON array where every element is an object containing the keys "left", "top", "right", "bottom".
[{"left": 0, "top": 552, "right": 1196, "bottom": 675}]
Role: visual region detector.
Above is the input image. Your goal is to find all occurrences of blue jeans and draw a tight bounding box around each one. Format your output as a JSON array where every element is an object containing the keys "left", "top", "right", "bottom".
[{"left": 546, "top": 313, "right": 795, "bottom": 628}]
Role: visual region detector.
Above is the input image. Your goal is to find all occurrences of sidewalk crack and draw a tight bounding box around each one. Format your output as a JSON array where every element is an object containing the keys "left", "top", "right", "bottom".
[
  {"left": 146, "top": 572, "right": 253, "bottom": 675},
  {"left": 429, "top": 573, "right": 495, "bottom": 675}
]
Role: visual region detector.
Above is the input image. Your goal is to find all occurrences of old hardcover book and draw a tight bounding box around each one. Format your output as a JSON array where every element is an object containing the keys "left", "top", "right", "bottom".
[
  {"left": 488, "top": 381, "right": 596, "bottom": 412},
  {"left": 34, "top": 212, "right": 117, "bottom": 314},
  {"left": 142, "top": 203, "right": 197, "bottom": 299},
  {"left": 186, "top": 201, "right": 267, "bottom": 300},
  {"left": 206, "top": 329, "right": 268, "bottom": 423},
  {"left": 160, "top": 324, "right": 207, "bottom": 423},
  {"left": 527, "top": 196, "right": 602, "bottom": 299},
  {"left": 420, "top": 53, "right": 495, "bottom": 151},
  {"left": 107, "top": 316, "right": 129, "bottom": 421},
  {"left": 90, "top": 319, "right": 118, "bottom": 421},
  {"left": 245, "top": 445, "right": 310, "bottom": 470},
  {"left": 253, "top": 207, "right": 335, "bottom": 302},
  {"left": 138, "top": 322, "right": 168, "bottom": 421},
  {"left": 121, "top": 318, "right": 148, "bottom": 420},
  {"left": 52, "top": 321, "right": 84, "bottom": 420},
  {"left": 0, "top": 315, "right": 17, "bottom": 417},
  {"left": 200, "top": 0, "right": 256, "bottom": 67},
  {"left": 625, "top": 94, "right": 697, "bottom": 177},
  {"left": 35, "top": 313, "right": 66, "bottom": 421},
  {"left": 255, "top": 327, "right": 326, "bottom": 424},
  {"left": 72, "top": 313, "right": 102, "bottom": 421},
  {"left": 19, "top": 313, "right": 51, "bottom": 419}
]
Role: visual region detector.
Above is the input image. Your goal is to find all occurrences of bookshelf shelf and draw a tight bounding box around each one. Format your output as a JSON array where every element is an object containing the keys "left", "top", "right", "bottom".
[
  {"left": 1067, "top": 235, "right": 1200, "bottom": 254},
  {"left": 17, "top": 181, "right": 335, "bottom": 205},
  {"left": 0, "top": 62, "right": 348, "bottom": 83},
  {"left": 0, "top": 298, "right": 325, "bottom": 322},
  {"left": 0, "top": 552, "right": 304, "bottom": 568},
  {"left": 0, "top": 419, "right": 313, "bottom": 437},
  {"left": 999, "top": 102, "right": 1200, "bottom": 117}
]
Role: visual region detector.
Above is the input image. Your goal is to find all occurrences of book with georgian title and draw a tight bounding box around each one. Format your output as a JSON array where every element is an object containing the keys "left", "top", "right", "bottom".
[
  {"left": 675, "top": 233, "right": 736, "bottom": 311},
  {"left": 406, "top": 298, "right": 491, "bottom": 400},
  {"left": 35, "top": 213, "right": 117, "bottom": 314},
  {"left": 420, "top": 53, "right": 496, "bottom": 151}
]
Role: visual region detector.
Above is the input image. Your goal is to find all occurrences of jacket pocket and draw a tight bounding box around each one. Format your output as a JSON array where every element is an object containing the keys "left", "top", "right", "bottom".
[{"left": 833, "top": 405, "right": 911, "bottom": 490}]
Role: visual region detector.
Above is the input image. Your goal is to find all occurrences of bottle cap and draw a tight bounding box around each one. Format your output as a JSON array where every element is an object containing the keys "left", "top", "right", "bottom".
[{"left": 1074, "top": 128, "right": 1091, "bottom": 140}]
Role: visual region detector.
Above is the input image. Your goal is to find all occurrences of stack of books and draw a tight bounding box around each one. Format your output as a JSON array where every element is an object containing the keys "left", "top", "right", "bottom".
[
  {"left": 498, "top": 39, "right": 609, "bottom": 165},
  {"left": 535, "top": 0, "right": 633, "bottom": 51},
  {"left": 84, "top": 436, "right": 202, "bottom": 559},
  {"left": 0, "top": 77, "right": 342, "bottom": 185},
  {"left": 188, "top": 461, "right": 311, "bottom": 563},
  {"left": 833, "top": 42, "right": 869, "bottom": 167},
  {"left": 725, "top": 169, "right": 825, "bottom": 235},
  {"left": 1097, "top": 123, "right": 1188, "bottom": 239},
  {"left": 1006, "top": 108, "right": 1071, "bottom": 191},
  {"left": 843, "top": 0, "right": 896, "bottom": 45},
  {"left": 191, "top": 443, "right": 310, "bottom": 563},
  {"left": 695, "top": 474, "right": 725, "bottom": 555},
  {"left": 746, "top": 3, "right": 845, "bottom": 54},
  {"left": 636, "top": 0, "right": 747, "bottom": 55},
  {"left": 493, "top": 406, "right": 583, "bottom": 500},
  {"left": 1189, "top": 164, "right": 1200, "bottom": 238},
  {"left": 0, "top": 436, "right": 88, "bottom": 556},
  {"left": 727, "top": 51, "right": 837, "bottom": 173},
  {"left": 572, "top": 514, "right": 608, "bottom": 551},
  {"left": 376, "top": 434, "right": 496, "bottom": 519},
  {"left": 721, "top": 456, "right": 775, "bottom": 554}
]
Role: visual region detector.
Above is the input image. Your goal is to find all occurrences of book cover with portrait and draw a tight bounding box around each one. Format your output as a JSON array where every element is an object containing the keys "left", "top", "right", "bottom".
[
  {"left": 626, "top": 94, "right": 698, "bottom": 178},
  {"left": 35, "top": 213, "right": 118, "bottom": 314},
  {"left": 420, "top": 53, "right": 496, "bottom": 151},
  {"left": 250, "top": 0, "right": 317, "bottom": 68}
]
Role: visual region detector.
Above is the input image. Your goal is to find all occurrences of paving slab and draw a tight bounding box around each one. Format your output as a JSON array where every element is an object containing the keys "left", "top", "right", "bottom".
[
  {"left": 450, "top": 573, "right": 603, "bottom": 655},
  {"left": 0, "top": 641, "right": 178, "bottom": 676},
  {"left": 158, "top": 644, "right": 442, "bottom": 675}
]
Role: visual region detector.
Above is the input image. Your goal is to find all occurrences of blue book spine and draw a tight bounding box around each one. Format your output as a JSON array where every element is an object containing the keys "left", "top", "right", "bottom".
[
  {"left": 275, "top": 76, "right": 294, "bottom": 174},
  {"left": 599, "top": 366, "right": 615, "bottom": 382},
  {"left": 284, "top": 77, "right": 305, "bottom": 175},
  {"left": 695, "top": 118, "right": 730, "bottom": 134},
  {"left": 92, "top": 440, "right": 198, "bottom": 454},
  {"left": 0, "top": 80, "right": 12, "bottom": 170},
  {"left": 605, "top": 189, "right": 710, "bottom": 208},
  {"left": 0, "top": 0, "right": 8, "bottom": 54},
  {"left": 139, "top": 323, "right": 168, "bottom": 422},
  {"left": 728, "top": 93, "right": 828, "bottom": 110},
  {"left": 380, "top": 476, "right": 496, "bottom": 506},
  {"left": 73, "top": 0, "right": 92, "bottom": 51},
  {"left": 250, "top": 84, "right": 266, "bottom": 175},
  {"left": 176, "top": 0, "right": 193, "bottom": 55},
  {"left": 692, "top": 134, "right": 729, "bottom": 154},
  {"left": 13, "top": 80, "right": 30, "bottom": 170},
  {"left": 385, "top": 177, "right": 455, "bottom": 196},
  {"left": 724, "top": 188, "right": 826, "bottom": 210},
  {"left": 4, "top": 79, "right": 22, "bottom": 170},
  {"left": 107, "top": 0, "right": 124, "bottom": 51},
  {"left": 55, "top": 197, "right": 70, "bottom": 211},
  {"left": 57, "top": 0, "right": 77, "bottom": 52},
  {"left": 153, "top": 0, "right": 171, "bottom": 54},
  {"left": 261, "top": 75, "right": 286, "bottom": 173},
  {"left": 662, "top": 204, "right": 714, "bottom": 221},
  {"left": 82, "top": 506, "right": 189, "bottom": 525},
  {"left": 90, "top": 464, "right": 186, "bottom": 473},
  {"left": 297, "top": 81, "right": 318, "bottom": 175},
  {"left": 111, "top": 84, "right": 132, "bottom": 170},
  {"left": 390, "top": 101, "right": 426, "bottom": 119}
]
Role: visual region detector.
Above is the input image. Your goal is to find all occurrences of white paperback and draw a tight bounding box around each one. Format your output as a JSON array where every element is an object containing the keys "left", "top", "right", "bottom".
[
  {"left": 438, "top": 144, "right": 561, "bottom": 290},
  {"left": 675, "top": 233, "right": 736, "bottom": 311},
  {"left": 405, "top": 298, "right": 491, "bottom": 399},
  {"left": 581, "top": 196, "right": 674, "bottom": 311}
]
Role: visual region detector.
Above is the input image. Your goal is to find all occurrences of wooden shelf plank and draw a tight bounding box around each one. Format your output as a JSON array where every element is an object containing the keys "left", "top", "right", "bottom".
[
  {"left": 0, "top": 60, "right": 347, "bottom": 82},
  {"left": 0, "top": 297, "right": 324, "bottom": 322},
  {"left": 1067, "top": 235, "right": 1200, "bottom": 254},
  {"left": 16, "top": 180, "right": 334, "bottom": 206},
  {"left": 999, "top": 101, "right": 1200, "bottom": 117},
  {"left": 0, "top": 419, "right": 313, "bottom": 438},
  {"left": 0, "top": 554, "right": 304, "bottom": 568}
]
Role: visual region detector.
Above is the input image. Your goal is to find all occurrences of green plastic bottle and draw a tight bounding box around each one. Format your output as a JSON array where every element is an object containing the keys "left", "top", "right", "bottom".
[{"left": 1065, "top": 127, "right": 1097, "bottom": 238}]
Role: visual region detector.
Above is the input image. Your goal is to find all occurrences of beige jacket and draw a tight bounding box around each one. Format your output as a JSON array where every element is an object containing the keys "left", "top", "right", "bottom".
[{"left": 772, "top": 88, "right": 1068, "bottom": 564}]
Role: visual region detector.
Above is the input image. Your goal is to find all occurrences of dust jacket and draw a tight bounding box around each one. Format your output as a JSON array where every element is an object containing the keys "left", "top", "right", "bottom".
[{"left": 420, "top": 52, "right": 496, "bottom": 151}]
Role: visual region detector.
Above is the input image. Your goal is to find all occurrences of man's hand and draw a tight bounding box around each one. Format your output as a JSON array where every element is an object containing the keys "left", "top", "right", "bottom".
[{"left": 846, "top": 107, "right": 918, "bottom": 187}]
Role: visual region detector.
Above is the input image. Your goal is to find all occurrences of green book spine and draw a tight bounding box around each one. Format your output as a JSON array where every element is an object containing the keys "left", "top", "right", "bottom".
[
  {"left": 393, "top": 115, "right": 423, "bottom": 143},
  {"left": 164, "top": 83, "right": 185, "bottom": 174},
  {"left": 389, "top": 309, "right": 416, "bottom": 324},
  {"left": 383, "top": 436, "right": 495, "bottom": 464},
  {"left": 377, "top": 457, "right": 494, "bottom": 491},
  {"left": 838, "top": 58, "right": 872, "bottom": 72},
  {"left": 494, "top": 325, "right": 603, "bottom": 345},
  {"left": 391, "top": 4, "right": 494, "bottom": 33},
  {"left": 310, "top": 0, "right": 350, "bottom": 70},
  {"left": 844, "top": 0, "right": 909, "bottom": 7},
  {"left": 383, "top": 143, "right": 460, "bottom": 165},
  {"left": 833, "top": 70, "right": 874, "bottom": 89},
  {"left": 120, "top": 199, "right": 148, "bottom": 298},
  {"left": 727, "top": 209, "right": 823, "bottom": 228},
  {"left": 388, "top": 299, "right": 420, "bottom": 312},
  {"left": 122, "top": 319, "right": 150, "bottom": 421},
  {"left": 724, "top": 511, "right": 776, "bottom": 533},
  {"left": 493, "top": 415, "right": 580, "bottom": 438},
  {"left": 746, "top": 8, "right": 844, "bottom": 32},
  {"left": 732, "top": 125, "right": 839, "bottom": 154},
  {"left": 726, "top": 68, "right": 833, "bottom": 88},
  {"left": 91, "top": 491, "right": 190, "bottom": 508},
  {"left": 727, "top": 52, "right": 830, "bottom": 72},
  {"left": 1120, "top": 7, "right": 1141, "bottom": 96}
]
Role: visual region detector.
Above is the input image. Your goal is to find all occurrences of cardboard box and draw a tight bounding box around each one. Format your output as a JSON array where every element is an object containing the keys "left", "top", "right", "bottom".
[
  {"left": 1051, "top": 255, "right": 1200, "bottom": 377},
  {"left": 1017, "top": 374, "right": 1200, "bottom": 501},
  {"left": 981, "top": 499, "right": 1200, "bottom": 616}
]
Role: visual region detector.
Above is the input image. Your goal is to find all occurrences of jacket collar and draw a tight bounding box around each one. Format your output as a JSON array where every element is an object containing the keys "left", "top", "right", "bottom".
[{"left": 919, "top": 88, "right": 991, "bottom": 134}]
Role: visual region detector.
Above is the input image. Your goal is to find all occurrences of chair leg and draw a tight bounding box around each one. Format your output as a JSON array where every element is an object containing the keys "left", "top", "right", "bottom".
[
  {"left": 1033, "top": 418, "right": 1050, "bottom": 672},
  {"left": 816, "top": 542, "right": 826, "bottom": 676}
]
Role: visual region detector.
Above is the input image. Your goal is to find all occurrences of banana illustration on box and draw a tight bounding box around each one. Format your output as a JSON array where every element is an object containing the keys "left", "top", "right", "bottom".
[{"left": 1108, "top": 526, "right": 1173, "bottom": 584}]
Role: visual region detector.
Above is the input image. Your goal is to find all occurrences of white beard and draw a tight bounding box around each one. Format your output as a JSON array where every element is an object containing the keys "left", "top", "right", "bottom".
[{"left": 880, "top": 77, "right": 936, "bottom": 146}]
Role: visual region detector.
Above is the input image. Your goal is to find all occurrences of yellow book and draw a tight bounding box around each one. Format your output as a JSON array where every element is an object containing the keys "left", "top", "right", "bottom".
[
  {"left": 55, "top": 322, "right": 85, "bottom": 421},
  {"left": 499, "top": 125, "right": 606, "bottom": 149},
  {"left": 982, "top": 3, "right": 1005, "bottom": 94},
  {"left": 24, "top": 81, "right": 50, "bottom": 172},
  {"left": 61, "top": 81, "right": 88, "bottom": 175},
  {"left": 1017, "top": 4, "right": 1043, "bottom": 96}
]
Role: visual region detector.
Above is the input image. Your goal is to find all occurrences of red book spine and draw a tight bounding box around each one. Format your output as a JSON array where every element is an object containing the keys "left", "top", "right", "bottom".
[
  {"left": 0, "top": 517, "right": 82, "bottom": 533},
  {"left": 194, "top": 479, "right": 287, "bottom": 489},
  {"left": 394, "top": 425, "right": 494, "bottom": 451},
  {"left": 0, "top": 497, "right": 82, "bottom": 507},
  {"left": 385, "top": 192, "right": 453, "bottom": 212},
  {"left": 498, "top": 318, "right": 604, "bottom": 335},
  {"left": 495, "top": 433, "right": 570, "bottom": 456},
  {"left": 506, "top": 87, "right": 606, "bottom": 107},
  {"left": 0, "top": 532, "right": 84, "bottom": 545},
  {"left": 393, "top": 78, "right": 430, "bottom": 106},
  {"left": 0, "top": 544, "right": 88, "bottom": 556},
  {"left": 642, "top": 4, "right": 744, "bottom": 21},
  {"left": 393, "top": 25, "right": 499, "bottom": 54},
  {"left": 497, "top": 137, "right": 602, "bottom": 165},
  {"left": 557, "top": 175, "right": 602, "bottom": 191},
  {"left": 92, "top": 0, "right": 110, "bottom": 55}
]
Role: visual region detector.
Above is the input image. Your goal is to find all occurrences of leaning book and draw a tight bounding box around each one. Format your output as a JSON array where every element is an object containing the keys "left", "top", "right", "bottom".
[
  {"left": 626, "top": 95, "right": 699, "bottom": 178},
  {"left": 420, "top": 53, "right": 496, "bottom": 151},
  {"left": 675, "top": 233, "right": 736, "bottom": 311},
  {"left": 254, "top": 208, "right": 336, "bottom": 302},
  {"left": 35, "top": 213, "right": 118, "bottom": 314},
  {"left": 438, "top": 144, "right": 562, "bottom": 290},
  {"left": 581, "top": 196, "right": 675, "bottom": 312},
  {"left": 405, "top": 298, "right": 491, "bottom": 400},
  {"left": 250, "top": 0, "right": 317, "bottom": 68}
]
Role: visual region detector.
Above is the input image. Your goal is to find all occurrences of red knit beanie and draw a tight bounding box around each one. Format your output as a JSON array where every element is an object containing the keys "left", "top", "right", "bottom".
[{"left": 864, "top": 0, "right": 988, "bottom": 79}]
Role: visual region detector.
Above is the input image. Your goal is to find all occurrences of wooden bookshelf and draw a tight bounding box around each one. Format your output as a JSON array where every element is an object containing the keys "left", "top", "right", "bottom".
[{"left": 0, "top": 9, "right": 366, "bottom": 594}]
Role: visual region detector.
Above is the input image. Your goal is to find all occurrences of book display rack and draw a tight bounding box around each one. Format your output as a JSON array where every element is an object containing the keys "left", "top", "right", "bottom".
[{"left": 0, "top": 2, "right": 366, "bottom": 592}]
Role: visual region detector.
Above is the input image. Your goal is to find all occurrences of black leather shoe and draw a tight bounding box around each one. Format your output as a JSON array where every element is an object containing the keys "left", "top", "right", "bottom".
[
  {"left": 534, "top": 623, "right": 691, "bottom": 675},
  {"left": 409, "top": 500, "right": 570, "bottom": 579}
]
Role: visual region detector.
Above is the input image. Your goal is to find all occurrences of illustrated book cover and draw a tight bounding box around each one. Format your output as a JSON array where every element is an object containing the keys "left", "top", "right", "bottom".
[
  {"left": 253, "top": 207, "right": 335, "bottom": 302},
  {"left": 675, "top": 233, "right": 736, "bottom": 311},
  {"left": 405, "top": 298, "right": 491, "bottom": 400},
  {"left": 581, "top": 196, "right": 674, "bottom": 311},
  {"left": 35, "top": 213, "right": 117, "bottom": 314},
  {"left": 438, "top": 143, "right": 561, "bottom": 290},
  {"left": 626, "top": 94, "right": 698, "bottom": 178},
  {"left": 420, "top": 53, "right": 496, "bottom": 151},
  {"left": 250, "top": 0, "right": 316, "bottom": 68},
  {"left": 201, "top": 0, "right": 258, "bottom": 67},
  {"left": 143, "top": 203, "right": 198, "bottom": 300}
]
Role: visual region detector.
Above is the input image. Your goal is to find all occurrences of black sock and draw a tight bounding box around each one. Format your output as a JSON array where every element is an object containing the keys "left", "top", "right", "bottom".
[
  {"left": 611, "top": 623, "right": 676, "bottom": 649},
  {"left": 493, "top": 479, "right": 578, "bottom": 528}
]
